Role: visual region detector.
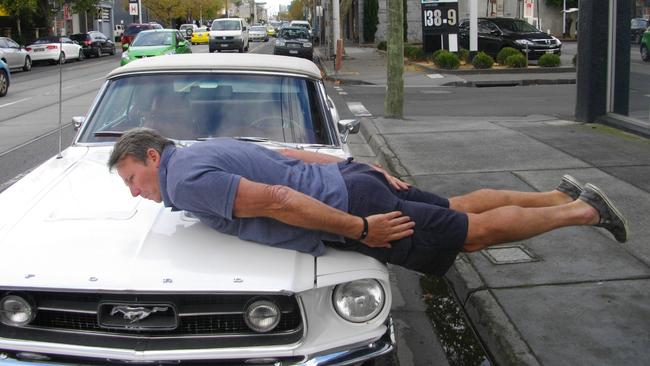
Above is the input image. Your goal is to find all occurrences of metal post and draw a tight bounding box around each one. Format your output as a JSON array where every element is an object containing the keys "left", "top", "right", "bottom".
[
  {"left": 562, "top": 0, "right": 566, "bottom": 35},
  {"left": 333, "top": 0, "right": 340, "bottom": 57},
  {"left": 138, "top": 0, "right": 143, "bottom": 23},
  {"left": 57, "top": 24, "right": 63, "bottom": 159},
  {"left": 469, "top": 0, "right": 477, "bottom": 52}
]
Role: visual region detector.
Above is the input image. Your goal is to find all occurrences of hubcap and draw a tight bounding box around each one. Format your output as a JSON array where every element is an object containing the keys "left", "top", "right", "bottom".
[{"left": 0, "top": 73, "right": 7, "bottom": 94}]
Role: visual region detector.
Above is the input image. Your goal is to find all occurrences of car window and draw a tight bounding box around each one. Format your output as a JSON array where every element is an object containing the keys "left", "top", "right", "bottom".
[
  {"left": 33, "top": 37, "right": 61, "bottom": 44},
  {"left": 79, "top": 73, "right": 331, "bottom": 145},
  {"left": 280, "top": 28, "right": 309, "bottom": 39},
  {"left": 132, "top": 32, "right": 174, "bottom": 46},
  {"left": 176, "top": 32, "right": 184, "bottom": 43},
  {"left": 7, "top": 39, "right": 18, "bottom": 48},
  {"left": 212, "top": 20, "right": 242, "bottom": 30},
  {"left": 492, "top": 19, "right": 539, "bottom": 33},
  {"left": 0, "top": 39, "right": 7, "bottom": 48}
]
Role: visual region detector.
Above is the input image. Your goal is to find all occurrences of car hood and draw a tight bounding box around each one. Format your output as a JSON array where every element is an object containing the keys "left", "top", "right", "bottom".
[
  {"left": 127, "top": 45, "right": 174, "bottom": 56},
  {"left": 504, "top": 30, "right": 553, "bottom": 40},
  {"left": 0, "top": 146, "right": 321, "bottom": 293}
]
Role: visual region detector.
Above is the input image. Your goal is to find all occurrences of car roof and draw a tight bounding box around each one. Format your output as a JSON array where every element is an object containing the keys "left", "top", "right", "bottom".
[
  {"left": 109, "top": 54, "right": 322, "bottom": 79},
  {"left": 138, "top": 29, "right": 178, "bottom": 34},
  {"left": 291, "top": 20, "right": 310, "bottom": 24}
]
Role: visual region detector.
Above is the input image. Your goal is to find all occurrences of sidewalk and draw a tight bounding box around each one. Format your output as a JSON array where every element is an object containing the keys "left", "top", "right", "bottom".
[{"left": 316, "top": 45, "right": 650, "bottom": 366}]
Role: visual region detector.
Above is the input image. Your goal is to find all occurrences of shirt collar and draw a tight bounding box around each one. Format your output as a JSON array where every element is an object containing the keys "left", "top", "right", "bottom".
[{"left": 158, "top": 144, "right": 179, "bottom": 211}]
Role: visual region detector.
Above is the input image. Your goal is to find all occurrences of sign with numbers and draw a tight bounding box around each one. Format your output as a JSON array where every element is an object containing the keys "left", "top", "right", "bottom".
[{"left": 421, "top": 1, "right": 458, "bottom": 35}]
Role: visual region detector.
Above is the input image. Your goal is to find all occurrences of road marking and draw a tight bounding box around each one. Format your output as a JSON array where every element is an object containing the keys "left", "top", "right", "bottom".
[
  {"left": 420, "top": 90, "right": 452, "bottom": 94},
  {"left": 347, "top": 102, "right": 372, "bottom": 117},
  {"left": 645, "top": 94, "right": 650, "bottom": 97},
  {"left": 427, "top": 73, "right": 444, "bottom": 79},
  {"left": 339, "top": 91, "right": 348, "bottom": 95},
  {"left": 0, "top": 97, "right": 31, "bottom": 108}
]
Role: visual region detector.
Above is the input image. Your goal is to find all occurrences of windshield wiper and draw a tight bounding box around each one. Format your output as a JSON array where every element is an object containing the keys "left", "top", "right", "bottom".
[{"left": 93, "top": 131, "right": 125, "bottom": 137}]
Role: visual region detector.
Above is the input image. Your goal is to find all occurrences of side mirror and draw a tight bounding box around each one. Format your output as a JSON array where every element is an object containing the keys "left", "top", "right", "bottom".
[
  {"left": 337, "top": 119, "right": 360, "bottom": 143},
  {"left": 72, "top": 116, "right": 85, "bottom": 130},
  {"left": 122, "top": 43, "right": 129, "bottom": 50}
]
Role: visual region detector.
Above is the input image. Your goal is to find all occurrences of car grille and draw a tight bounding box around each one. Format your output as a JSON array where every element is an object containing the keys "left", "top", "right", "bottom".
[
  {"left": 0, "top": 291, "right": 303, "bottom": 349},
  {"left": 531, "top": 38, "right": 559, "bottom": 46},
  {"left": 287, "top": 42, "right": 303, "bottom": 48}
]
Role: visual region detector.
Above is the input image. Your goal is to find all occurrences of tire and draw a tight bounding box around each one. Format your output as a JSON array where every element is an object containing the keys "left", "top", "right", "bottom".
[
  {"left": 642, "top": 45, "right": 649, "bottom": 62},
  {"left": 96, "top": 47, "right": 102, "bottom": 58},
  {"left": 238, "top": 46, "right": 244, "bottom": 53},
  {"left": 78, "top": 50, "right": 84, "bottom": 61},
  {"left": 59, "top": 52, "right": 66, "bottom": 64},
  {"left": 0, "top": 70, "right": 8, "bottom": 97},
  {"left": 23, "top": 56, "right": 32, "bottom": 71}
]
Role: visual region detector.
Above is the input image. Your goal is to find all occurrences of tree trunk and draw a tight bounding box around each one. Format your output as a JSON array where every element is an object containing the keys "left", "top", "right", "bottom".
[
  {"left": 384, "top": 0, "right": 403, "bottom": 119},
  {"left": 16, "top": 17, "right": 22, "bottom": 38}
]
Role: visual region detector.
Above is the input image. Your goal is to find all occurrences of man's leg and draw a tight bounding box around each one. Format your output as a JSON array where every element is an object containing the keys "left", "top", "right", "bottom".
[{"left": 449, "top": 188, "right": 573, "bottom": 214}]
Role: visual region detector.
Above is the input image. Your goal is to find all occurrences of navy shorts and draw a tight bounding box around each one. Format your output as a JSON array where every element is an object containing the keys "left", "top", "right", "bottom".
[{"left": 328, "top": 160, "right": 468, "bottom": 276}]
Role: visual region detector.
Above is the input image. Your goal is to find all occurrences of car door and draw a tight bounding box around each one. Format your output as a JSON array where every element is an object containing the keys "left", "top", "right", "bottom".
[
  {"left": 478, "top": 20, "right": 501, "bottom": 56},
  {"left": 62, "top": 38, "right": 77, "bottom": 59},
  {"left": 1, "top": 38, "right": 21, "bottom": 69}
]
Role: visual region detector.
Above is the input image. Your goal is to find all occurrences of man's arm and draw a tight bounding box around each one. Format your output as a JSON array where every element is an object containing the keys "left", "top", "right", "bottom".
[{"left": 232, "top": 178, "right": 415, "bottom": 248}]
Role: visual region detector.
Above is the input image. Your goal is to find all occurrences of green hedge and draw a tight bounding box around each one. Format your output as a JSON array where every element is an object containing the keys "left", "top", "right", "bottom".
[
  {"left": 404, "top": 45, "right": 427, "bottom": 61},
  {"left": 538, "top": 53, "right": 561, "bottom": 67},
  {"left": 377, "top": 41, "right": 387, "bottom": 50},
  {"left": 457, "top": 48, "right": 470, "bottom": 63},
  {"left": 496, "top": 47, "right": 522, "bottom": 65},
  {"left": 505, "top": 54, "right": 527, "bottom": 68},
  {"left": 363, "top": 0, "right": 379, "bottom": 43},
  {"left": 433, "top": 50, "right": 460, "bottom": 69},
  {"left": 472, "top": 52, "right": 494, "bottom": 69}
]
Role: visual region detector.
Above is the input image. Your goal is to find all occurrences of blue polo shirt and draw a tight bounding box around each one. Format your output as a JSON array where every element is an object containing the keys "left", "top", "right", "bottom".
[{"left": 158, "top": 138, "right": 348, "bottom": 256}]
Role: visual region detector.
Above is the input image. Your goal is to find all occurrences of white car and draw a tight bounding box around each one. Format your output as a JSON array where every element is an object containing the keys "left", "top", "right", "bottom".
[
  {"left": 26, "top": 36, "right": 84, "bottom": 64},
  {"left": 0, "top": 37, "right": 31, "bottom": 71},
  {"left": 249, "top": 25, "right": 269, "bottom": 42},
  {"left": 209, "top": 18, "right": 249, "bottom": 53},
  {"left": 0, "top": 54, "right": 394, "bottom": 365}
]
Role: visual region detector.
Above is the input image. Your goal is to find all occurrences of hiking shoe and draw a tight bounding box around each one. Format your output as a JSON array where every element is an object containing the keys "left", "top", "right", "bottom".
[
  {"left": 579, "top": 183, "right": 629, "bottom": 243},
  {"left": 556, "top": 174, "right": 584, "bottom": 200}
]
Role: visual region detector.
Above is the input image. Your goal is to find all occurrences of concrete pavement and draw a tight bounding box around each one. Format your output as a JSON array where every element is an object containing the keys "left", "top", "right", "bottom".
[{"left": 316, "top": 45, "right": 650, "bottom": 365}]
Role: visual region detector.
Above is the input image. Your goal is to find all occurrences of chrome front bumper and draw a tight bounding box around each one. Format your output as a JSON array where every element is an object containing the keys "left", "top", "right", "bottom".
[{"left": 0, "top": 317, "right": 395, "bottom": 366}]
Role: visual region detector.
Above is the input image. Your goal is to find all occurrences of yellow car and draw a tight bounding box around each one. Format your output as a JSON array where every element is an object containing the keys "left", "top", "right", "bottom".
[
  {"left": 191, "top": 27, "right": 209, "bottom": 44},
  {"left": 267, "top": 25, "right": 276, "bottom": 37}
]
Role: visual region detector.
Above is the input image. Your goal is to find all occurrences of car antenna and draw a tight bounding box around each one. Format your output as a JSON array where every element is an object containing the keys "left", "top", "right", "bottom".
[{"left": 56, "top": 30, "right": 63, "bottom": 159}]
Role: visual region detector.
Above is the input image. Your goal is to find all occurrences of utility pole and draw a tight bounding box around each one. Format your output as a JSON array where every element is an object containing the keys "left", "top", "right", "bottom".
[{"left": 384, "top": 0, "right": 403, "bottom": 118}]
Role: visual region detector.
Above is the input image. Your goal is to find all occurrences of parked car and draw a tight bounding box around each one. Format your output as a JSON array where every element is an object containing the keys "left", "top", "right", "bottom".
[
  {"left": 120, "top": 23, "right": 163, "bottom": 49},
  {"left": 179, "top": 23, "right": 199, "bottom": 40},
  {"left": 0, "top": 59, "right": 9, "bottom": 97},
  {"left": 267, "top": 24, "right": 277, "bottom": 37},
  {"left": 0, "top": 36, "right": 31, "bottom": 71},
  {"left": 290, "top": 20, "right": 313, "bottom": 38},
  {"left": 631, "top": 18, "right": 649, "bottom": 44},
  {"left": 121, "top": 29, "right": 192, "bottom": 66},
  {"left": 274, "top": 26, "right": 314, "bottom": 60},
  {"left": 459, "top": 17, "right": 562, "bottom": 60},
  {"left": 641, "top": 28, "right": 650, "bottom": 62},
  {"left": 26, "top": 36, "right": 84, "bottom": 64},
  {"left": 249, "top": 25, "right": 269, "bottom": 42},
  {"left": 209, "top": 17, "right": 250, "bottom": 53},
  {"left": 191, "top": 26, "right": 210, "bottom": 44},
  {"left": 0, "top": 53, "right": 390, "bottom": 365},
  {"left": 70, "top": 31, "right": 116, "bottom": 58}
]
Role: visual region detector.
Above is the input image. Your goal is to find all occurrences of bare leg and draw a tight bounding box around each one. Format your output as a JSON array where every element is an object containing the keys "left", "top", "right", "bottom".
[
  {"left": 462, "top": 199, "right": 599, "bottom": 252},
  {"left": 449, "top": 188, "right": 573, "bottom": 214}
]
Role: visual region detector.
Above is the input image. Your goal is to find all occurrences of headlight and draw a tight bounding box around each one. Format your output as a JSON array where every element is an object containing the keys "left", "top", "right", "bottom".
[
  {"left": 304, "top": 42, "right": 313, "bottom": 48},
  {"left": 515, "top": 39, "right": 534, "bottom": 46},
  {"left": 276, "top": 40, "right": 285, "bottom": 46},
  {"left": 243, "top": 299, "right": 280, "bottom": 333},
  {"left": 333, "top": 279, "right": 385, "bottom": 323},
  {"left": 552, "top": 36, "right": 561, "bottom": 46},
  {"left": 0, "top": 295, "right": 36, "bottom": 326}
]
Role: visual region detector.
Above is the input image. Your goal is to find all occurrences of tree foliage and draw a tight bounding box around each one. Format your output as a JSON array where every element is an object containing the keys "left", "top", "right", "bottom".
[
  {"left": 288, "top": 0, "right": 306, "bottom": 20},
  {"left": 0, "top": 0, "right": 38, "bottom": 38}
]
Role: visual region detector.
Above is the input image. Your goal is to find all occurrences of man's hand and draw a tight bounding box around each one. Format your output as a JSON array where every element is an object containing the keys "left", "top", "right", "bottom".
[
  {"left": 361, "top": 211, "right": 415, "bottom": 248},
  {"left": 371, "top": 164, "right": 411, "bottom": 191}
]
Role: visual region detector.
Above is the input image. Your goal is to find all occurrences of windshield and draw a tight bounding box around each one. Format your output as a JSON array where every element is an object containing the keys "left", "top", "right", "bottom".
[
  {"left": 491, "top": 19, "right": 540, "bottom": 33},
  {"left": 252, "top": 26, "right": 266, "bottom": 32},
  {"left": 33, "top": 37, "right": 62, "bottom": 44},
  {"left": 212, "top": 20, "right": 241, "bottom": 30},
  {"left": 132, "top": 32, "right": 174, "bottom": 46},
  {"left": 78, "top": 73, "right": 333, "bottom": 145},
  {"left": 292, "top": 23, "right": 311, "bottom": 30},
  {"left": 279, "top": 28, "right": 310, "bottom": 39}
]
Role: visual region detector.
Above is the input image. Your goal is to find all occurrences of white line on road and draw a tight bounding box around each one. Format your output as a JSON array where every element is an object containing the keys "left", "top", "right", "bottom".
[
  {"left": 339, "top": 91, "right": 348, "bottom": 95},
  {"left": 347, "top": 102, "right": 372, "bottom": 117},
  {"left": 420, "top": 90, "right": 452, "bottom": 94},
  {"left": 427, "top": 73, "right": 444, "bottom": 79},
  {"left": 0, "top": 97, "right": 31, "bottom": 108}
]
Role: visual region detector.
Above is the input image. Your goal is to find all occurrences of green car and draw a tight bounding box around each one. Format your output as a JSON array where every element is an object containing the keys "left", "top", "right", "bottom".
[
  {"left": 121, "top": 29, "right": 192, "bottom": 66},
  {"left": 642, "top": 28, "right": 650, "bottom": 62}
]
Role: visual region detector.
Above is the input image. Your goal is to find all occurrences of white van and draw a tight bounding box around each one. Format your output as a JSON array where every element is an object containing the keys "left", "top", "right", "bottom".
[{"left": 209, "top": 18, "right": 249, "bottom": 53}]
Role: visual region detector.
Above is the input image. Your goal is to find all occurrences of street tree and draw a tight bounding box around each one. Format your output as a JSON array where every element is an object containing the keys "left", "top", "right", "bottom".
[
  {"left": 0, "top": 0, "right": 38, "bottom": 39},
  {"left": 384, "top": 0, "right": 403, "bottom": 118},
  {"left": 70, "top": 0, "right": 100, "bottom": 32},
  {"left": 288, "top": 0, "right": 305, "bottom": 20}
]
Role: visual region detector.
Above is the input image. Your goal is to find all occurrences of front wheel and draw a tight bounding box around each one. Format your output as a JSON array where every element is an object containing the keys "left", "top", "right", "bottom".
[
  {"left": 59, "top": 52, "right": 66, "bottom": 64},
  {"left": 23, "top": 56, "right": 32, "bottom": 71},
  {"left": 0, "top": 70, "right": 8, "bottom": 97},
  {"left": 642, "top": 45, "right": 649, "bottom": 62},
  {"left": 78, "top": 50, "right": 84, "bottom": 61},
  {"left": 96, "top": 47, "right": 102, "bottom": 58}
]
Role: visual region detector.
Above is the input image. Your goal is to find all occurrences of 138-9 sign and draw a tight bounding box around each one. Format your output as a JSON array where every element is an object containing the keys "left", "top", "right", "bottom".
[
  {"left": 423, "top": 8, "right": 457, "bottom": 27},
  {"left": 421, "top": 1, "right": 458, "bottom": 34}
]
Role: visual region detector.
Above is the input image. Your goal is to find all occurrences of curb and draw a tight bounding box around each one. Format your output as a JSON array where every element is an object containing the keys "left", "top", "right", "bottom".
[
  {"left": 444, "top": 78, "right": 576, "bottom": 87},
  {"left": 357, "top": 117, "right": 540, "bottom": 366}
]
